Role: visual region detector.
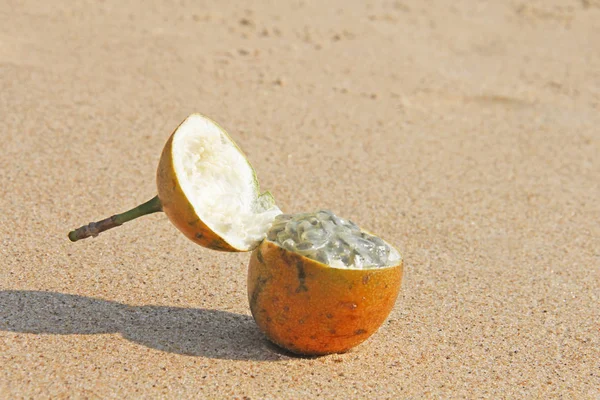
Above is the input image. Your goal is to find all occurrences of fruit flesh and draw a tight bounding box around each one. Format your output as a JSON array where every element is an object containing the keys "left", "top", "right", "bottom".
[
  {"left": 267, "top": 210, "right": 401, "bottom": 269},
  {"left": 248, "top": 239, "right": 403, "bottom": 355}
]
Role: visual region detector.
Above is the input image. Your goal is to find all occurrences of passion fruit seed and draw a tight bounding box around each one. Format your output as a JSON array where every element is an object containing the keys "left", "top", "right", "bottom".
[{"left": 266, "top": 210, "right": 400, "bottom": 269}]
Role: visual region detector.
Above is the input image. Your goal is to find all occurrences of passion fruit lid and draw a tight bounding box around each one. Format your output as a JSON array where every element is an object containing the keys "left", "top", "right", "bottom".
[{"left": 171, "top": 114, "right": 282, "bottom": 251}]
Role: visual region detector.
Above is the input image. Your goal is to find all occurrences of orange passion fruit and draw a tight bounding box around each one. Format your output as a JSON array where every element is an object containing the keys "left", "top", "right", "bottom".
[
  {"left": 248, "top": 211, "right": 403, "bottom": 356},
  {"left": 68, "top": 114, "right": 404, "bottom": 356}
]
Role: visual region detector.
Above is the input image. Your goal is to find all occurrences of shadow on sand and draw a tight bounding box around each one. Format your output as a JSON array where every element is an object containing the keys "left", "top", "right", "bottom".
[{"left": 0, "top": 290, "right": 285, "bottom": 361}]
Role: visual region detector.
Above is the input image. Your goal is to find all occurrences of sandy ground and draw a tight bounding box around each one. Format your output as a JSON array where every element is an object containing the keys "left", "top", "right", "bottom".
[{"left": 1, "top": 0, "right": 599, "bottom": 398}]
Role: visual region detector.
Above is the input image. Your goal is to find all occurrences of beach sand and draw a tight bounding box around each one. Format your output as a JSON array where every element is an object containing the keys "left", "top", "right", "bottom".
[{"left": 1, "top": 1, "right": 599, "bottom": 398}]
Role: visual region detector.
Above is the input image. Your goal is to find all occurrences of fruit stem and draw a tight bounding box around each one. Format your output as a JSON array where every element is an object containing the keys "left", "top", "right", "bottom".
[{"left": 68, "top": 196, "right": 163, "bottom": 242}]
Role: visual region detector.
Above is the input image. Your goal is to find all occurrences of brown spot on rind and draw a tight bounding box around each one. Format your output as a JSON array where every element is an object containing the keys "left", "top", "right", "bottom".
[
  {"left": 326, "top": 313, "right": 333, "bottom": 319},
  {"left": 278, "top": 246, "right": 288, "bottom": 259},
  {"left": 295, "top": 260, "right": 308, "bottom": 293},
  {"left": 295, "top": 285, "right": 308, "bottom": 293},
  {"left": 256, "top": 248, "right": 265, "bottom": 264},
  {"left": 250, "top": 276, "right": 268, "bottom": 310},
  {"left": 354, "top": 329, "right": 367, "bottom": 335},
  {"left": 362, "top": 274, "right": 370, "bottom": 285},
  {"left": 195, "top": 232, "right": 203, "bottom": 239}
]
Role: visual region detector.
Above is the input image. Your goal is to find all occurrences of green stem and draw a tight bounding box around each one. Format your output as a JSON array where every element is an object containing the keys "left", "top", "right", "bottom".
[{"left": 68, "top": 196, "right": 163, "bottom": 242}]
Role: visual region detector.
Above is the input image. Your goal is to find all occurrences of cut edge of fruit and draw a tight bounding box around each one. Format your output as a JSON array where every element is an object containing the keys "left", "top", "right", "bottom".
[
  {"left": 265, "top": 238, "right": 402, "bottom": 271},
  {"left": 171, "top": 113, "right": 282, "bottom": 251},
  {"left": 266, "top": 210, "right": 402, "bottom": 270},
  {"left": 321, "top": 238, "right": 402, "bottom": 270}
]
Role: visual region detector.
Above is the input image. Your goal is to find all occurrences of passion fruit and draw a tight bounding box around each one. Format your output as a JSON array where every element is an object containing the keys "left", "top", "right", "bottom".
[
  {"left": 68, "top": 114, "right": 281, "bottom": 252},
  {"left": 248, "top": 211, "right": 403, "bottom": 356},
  {"left": 67, "top": 114, "right": 404, "bottom": 356}
]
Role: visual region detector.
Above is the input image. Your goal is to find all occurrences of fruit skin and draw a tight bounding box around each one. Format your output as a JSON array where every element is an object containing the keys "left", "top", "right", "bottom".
[
  {"left": 248, "top": 239, "right": 403, "bottom": 356},
  {"left": 156, "top": 116, "right": 237, "bottom": 252}
]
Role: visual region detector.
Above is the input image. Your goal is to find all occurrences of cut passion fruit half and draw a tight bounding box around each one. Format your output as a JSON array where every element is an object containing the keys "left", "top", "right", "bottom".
[
  {"left": 68, "top": 113, "right": 281, "bottom": 251},
  {"left": 156, "top": 114, "right": 281, "bottom": 251},
  {"left": 248, "top": 210, "right": 403, "bottom": 356}
]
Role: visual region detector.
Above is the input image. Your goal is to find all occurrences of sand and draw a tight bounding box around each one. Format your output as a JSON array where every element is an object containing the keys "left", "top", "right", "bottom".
[{"left": 1, "top": 0, "right": 599, "bottom": 398}]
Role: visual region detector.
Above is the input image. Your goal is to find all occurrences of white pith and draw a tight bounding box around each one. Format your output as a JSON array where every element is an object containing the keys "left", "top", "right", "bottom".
[{"left": 172, "top": 114, "right": 282, "bottom": 250}]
